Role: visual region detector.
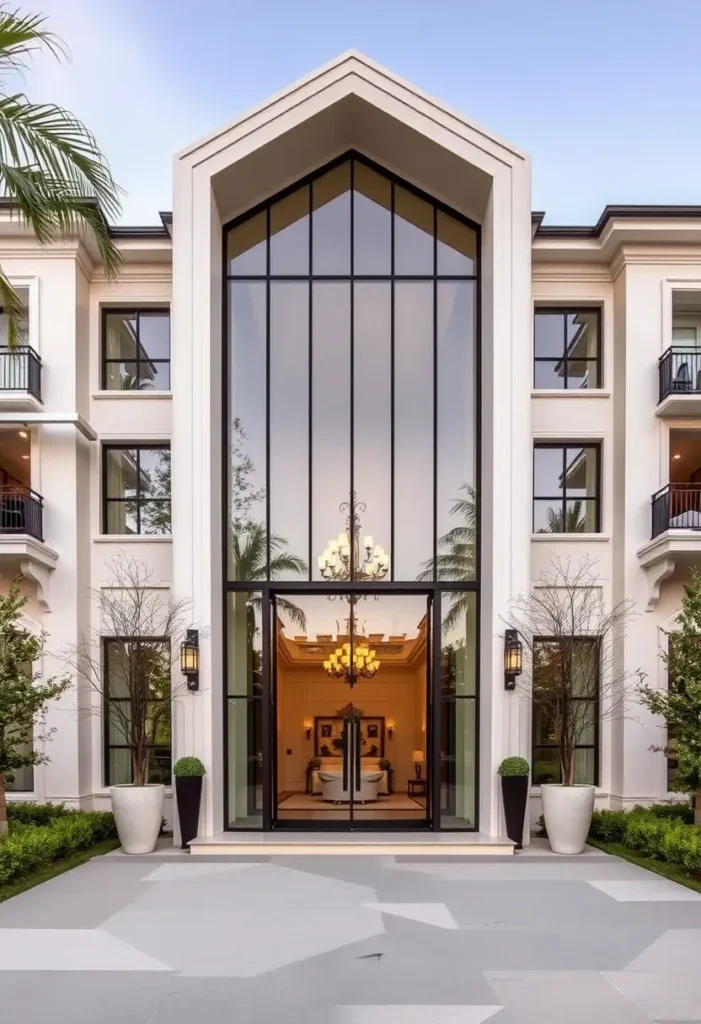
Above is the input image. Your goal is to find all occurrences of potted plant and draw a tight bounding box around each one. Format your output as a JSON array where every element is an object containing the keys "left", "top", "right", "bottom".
[
  {"left": 504, "top": 556, "right": 640, "bottom": 855},
  {"left": 174, "top": 756, "right": 206, "bottom": 848},
  {"left": 67, "top": 555, "right": 195, "bottom": 855},
  {"left": 498, "top": 756, "right": 529, "bottom": 849}
]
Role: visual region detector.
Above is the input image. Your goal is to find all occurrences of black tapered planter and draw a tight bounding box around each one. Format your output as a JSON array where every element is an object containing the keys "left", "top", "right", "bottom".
[
  {"left": 501, "top": 775, "right": 528, "bottom": 849},
  {"left": 176, "top": 776, "right": 203, "bottom": 849}
]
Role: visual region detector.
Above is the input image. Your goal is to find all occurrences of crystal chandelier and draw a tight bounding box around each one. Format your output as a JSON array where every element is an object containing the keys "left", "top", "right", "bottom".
[
  {"left": 318, "top": 495, "right": 389, "bottom": 582},
  {"left": 324, "top": 640, "right": 380, "bottom": 688}
]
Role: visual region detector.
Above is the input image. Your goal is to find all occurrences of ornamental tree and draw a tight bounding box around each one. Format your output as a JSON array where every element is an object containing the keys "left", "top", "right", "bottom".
[
  {"left": 0, "top": 580, "right": 70, "bottom": 834},
  {"left": 638, "top": 569, "right": 701, "bottom": 824}
]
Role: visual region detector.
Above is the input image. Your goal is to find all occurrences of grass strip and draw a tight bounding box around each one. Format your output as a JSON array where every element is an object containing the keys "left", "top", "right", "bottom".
[
  {"left": 0, "top": 837, "right": 119, "bottom": 904},
  {"left": 588, "top": 836, "right": 701, "bottom": 895}
]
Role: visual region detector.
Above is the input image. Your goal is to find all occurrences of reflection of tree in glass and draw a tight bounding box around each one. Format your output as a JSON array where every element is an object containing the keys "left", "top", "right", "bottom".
[
  {"left": 418, "top": 483, "right": 476, "bottom": 630},
  {"left": 230, "top": 418, "right": 307, "bottom": 629},
  {"left": 539, "top": 501, "right": 586, "bottom": 534},
  {"left": 135, "top": 449, "right": 171, "bottom": 535}
]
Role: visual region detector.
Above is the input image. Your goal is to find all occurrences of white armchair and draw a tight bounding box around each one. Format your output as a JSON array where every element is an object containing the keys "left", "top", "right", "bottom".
[{"left": 318, "top": 770, "right": 383, "bottom": 803}]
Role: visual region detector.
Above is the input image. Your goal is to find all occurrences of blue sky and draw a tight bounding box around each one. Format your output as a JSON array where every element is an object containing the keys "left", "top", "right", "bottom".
[{"left": 28, "top": 0, "right": 701, "bottom": 224}]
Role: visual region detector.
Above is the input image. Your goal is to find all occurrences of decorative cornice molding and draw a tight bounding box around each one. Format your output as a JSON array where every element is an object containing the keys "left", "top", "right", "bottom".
[{"left": 531, "top": 263, "right": 611, "bottom": 283}]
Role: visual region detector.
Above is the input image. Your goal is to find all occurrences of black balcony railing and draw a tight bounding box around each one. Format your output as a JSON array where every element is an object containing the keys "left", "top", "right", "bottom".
[
  {"left": 0, "top": 487, "right": 44, "bottom": 541},
  {"left": 0, "top": 346, "right": 42, "bottom": 401},
  {"left": 659, "top": 346, "right": 701, "bottom": 403},
  {"left": 652, "top": 482, "right": 701, "bottom": 538}
]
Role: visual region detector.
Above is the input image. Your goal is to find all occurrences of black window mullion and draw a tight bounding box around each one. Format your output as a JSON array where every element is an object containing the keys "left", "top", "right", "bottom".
[
  {"left": 562, "top": 311, "right": 568, "bottom": 389},
  {"left": 349, "top": 158, "right": 355, "bottom": 579},
  {"left": 307, "top": 177, "right": 313, "bottom": 581},
  {"left": 390, "top": 178, "right": 395, "bottom": 581},
  {"left": 265, "top": 205, "right": 271, "bottom": 580},
  {"left": 561, "top": 445, "right": 567, "bottom": 530}
]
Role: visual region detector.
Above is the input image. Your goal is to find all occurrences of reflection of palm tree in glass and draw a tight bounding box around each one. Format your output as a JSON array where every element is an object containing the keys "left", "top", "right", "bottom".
[
  {"left": 231, "top": 523, "right": 307, "bottom": 630},
  {"left": 418, "top": 483, "right": 476, "bottom": 631},
  {"left": 539, "top": 501, "right": 586, "bottom": 534}
]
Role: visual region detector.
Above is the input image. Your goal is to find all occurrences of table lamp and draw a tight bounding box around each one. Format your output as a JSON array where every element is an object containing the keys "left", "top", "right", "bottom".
[{"left": 411, "top": 750, "right": 424, "bottom": 780}]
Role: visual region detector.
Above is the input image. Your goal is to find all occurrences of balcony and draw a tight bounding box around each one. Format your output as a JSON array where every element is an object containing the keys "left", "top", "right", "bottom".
[
  {"left": 0, "top": 346, "right": 42, "bottom": 409},
  {"left": 0, "top": 485, "right": 57, "bottom": 609},
  {"left": 658, "top": 347, "right": 701, "bottom": 416},
  {"left": 639, "top": 482, "right": 701, "bottom": 609}
]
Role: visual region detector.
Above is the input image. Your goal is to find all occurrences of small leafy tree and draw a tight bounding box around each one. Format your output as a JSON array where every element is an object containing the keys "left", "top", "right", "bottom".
[
  {"left": 65, "top": 556, "right": 196, "bottom": 788},
  {"left": 504, "top": 556, "right": 640, "bottom": 787},
  {"left": 0, "top": 580, "right": 70, "bottom": 834},
  {"left": 638, "top": 569, "right": 701, "bottom": 824}
]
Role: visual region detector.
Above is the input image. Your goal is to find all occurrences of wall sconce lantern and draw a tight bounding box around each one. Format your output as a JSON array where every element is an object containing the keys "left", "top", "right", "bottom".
[
  {"left": 304, "top": 720, "right": 312, "bottom": 740},
  {"left": 504, "top": 628, "right": 523, "bottom": 691},
  {"left": 180, "top": 629, "right": 200, "bottom": 692},
  {"left": 387, "top": 721, "right": 394, "bottom": 740}
]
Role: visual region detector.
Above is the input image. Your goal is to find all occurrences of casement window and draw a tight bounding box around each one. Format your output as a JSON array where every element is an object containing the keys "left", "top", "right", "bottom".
[
  {"left": 102, "top": 445, "right": 171, "bottom": 535},
  {"left": 103, "top": 639, "right": 172, "bottom": 786},
  {"left": 534, "top": 308, "right": 601, "bottom": 389},
  {"left": 531, "top": 637, "right": 599, "bottom": 786},
  {"left": 533, "top": 443, "right": 601, "bottom": 533},
  {"left": 102, "top": 309, "right": 170, "bottom": 391}
]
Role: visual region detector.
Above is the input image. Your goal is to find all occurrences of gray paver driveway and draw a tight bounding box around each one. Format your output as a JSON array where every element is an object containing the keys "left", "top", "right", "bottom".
[{"left": 2, "top": 845, "right": 701, "bottom": 1023}]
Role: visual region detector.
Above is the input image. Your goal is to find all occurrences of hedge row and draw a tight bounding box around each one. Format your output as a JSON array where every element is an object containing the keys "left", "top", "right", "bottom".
[
  {"left": 0, "top": 804, "right": 117, "bottom": 885},
  {"left": 589, "top": 804, "right": 701, "bottom": 874}
]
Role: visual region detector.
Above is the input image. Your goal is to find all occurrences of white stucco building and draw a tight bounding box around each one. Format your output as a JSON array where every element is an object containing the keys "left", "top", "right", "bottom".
[{"left": 1, "top": 53, "right": 699, "bottom": 844}]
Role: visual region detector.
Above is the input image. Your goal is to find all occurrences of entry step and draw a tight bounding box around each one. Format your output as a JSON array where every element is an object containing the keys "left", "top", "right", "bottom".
[{"left": 188, "top": 831, "right": 515, "bottom": 856}]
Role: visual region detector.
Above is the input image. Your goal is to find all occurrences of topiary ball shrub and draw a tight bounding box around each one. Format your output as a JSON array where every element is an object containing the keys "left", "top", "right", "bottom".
[
  {"left": 498, "top": 756, "right": 530, "bottom": 777},
  {"left": 173, "top": 756, "right": 206, "bottom": 778}
]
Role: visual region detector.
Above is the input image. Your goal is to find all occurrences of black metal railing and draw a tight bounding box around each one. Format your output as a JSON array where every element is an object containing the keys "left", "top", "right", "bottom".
[
  {"left": 0, "top": 346, "right": 42, "bottom": 401},
  {"left": 659, "top": 346, "right": 701, "bottom": 403},
  {"left": 0, "top": 487, "right": 44, "bottom": 541},
  {"left": 652, "top": 482, "right": 701, "bottom": 538}
]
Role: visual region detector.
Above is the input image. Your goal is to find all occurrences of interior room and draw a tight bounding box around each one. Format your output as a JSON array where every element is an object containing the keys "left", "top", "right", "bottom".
[
  {"left": 0, "top": 427, "right": 32, "bottom": 532},
  {"left": 275, "top": 594, "right": 428, "bottom": 823}
]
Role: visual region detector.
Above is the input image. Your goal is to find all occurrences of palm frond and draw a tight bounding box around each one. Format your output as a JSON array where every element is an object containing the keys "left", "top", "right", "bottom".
[
  {"left": 276, "top": 597, "right": 307, "bottom": 631},
  {"left": 0, "top": 8, "right": 66, "bottom": 74}
]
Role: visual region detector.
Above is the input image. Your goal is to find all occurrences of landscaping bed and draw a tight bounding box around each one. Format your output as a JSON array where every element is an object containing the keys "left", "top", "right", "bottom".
[{"left": 0, "top": 803, "right": 119, "bottom": 901}]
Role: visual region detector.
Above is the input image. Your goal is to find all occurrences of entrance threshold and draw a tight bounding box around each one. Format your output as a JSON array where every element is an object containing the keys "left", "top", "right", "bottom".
[{"left": 189, "top": 832, "right": 515, "bottom": 856}]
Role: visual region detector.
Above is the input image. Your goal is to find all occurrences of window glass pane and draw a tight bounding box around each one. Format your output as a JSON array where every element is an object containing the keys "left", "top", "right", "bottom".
[
  {"left": 228, "top": 281, "right": 267, "bottom": 581},
  {"left": 139, "top": 501, "right": 171, "bottom": 535},
  {"left": 394, "top": 187, "right": 433, "bottom": 275},
  {"left": 148, "top": 746, "right": 171, "bottom": 784},
  {"left": 312, "top": 282, "right": 350, "bottom": 579},
  {"left": 441, "top": 592, "right": 477, "bottom": 697},
  {"left": 533, "top": 747, "right": 559, "bottom": 785},
  {"left": 105, "top": 640, "right": 171, "bottom": 786},
  {"left": 440, "top": 592, "right": 477, "bottom": 829},
  {"left": 353, "top": 163, "right": 391, "bottom": 275},
  {"left": 564, "top": 447, "right": 597, "bottom": 497},
  {"left": 574, "top": 748, "right": 595, "bottom": 785},
  {"left": 228, "top": 211, "right": 267, "bottom": 275},
  {"left": 437, "top": 281, "right": 476, "bottom": 582},
  {"left": 436, "top": 210, "right": 476, "bottom": 275},
  {"left": 533, "top": 498, "right": 563, "bottom": 534},
  {"left": 104, "top": 313, "right": 138, "bottom": 361},
  {"left": 533, "top": 447, "right": 563, "bottom": 498},
  {"left": 353, "top": 282, "right": 391, "bottom": 579},
  {"left": 534, "top": 312, "right": 564, "bottom": 358},
  {"left": 566, "top": 498, "right": 595, "bottom": 532},
  {"left": 534, "top": 360, "right": 565, "bottom": 389},
  {"left": 108, "top": 749, "right": 132, "bottom": 786},
  {"left": 140, "top": 362, "right": 170, "bottom": 391},
  {"left": 270, "top": 283, "right": 309, "bottom": 579},
  {"left": 139, "top": 449, "right": 170, "bottom": 499},
  {"left": 270, "top": 186, "right": 309, "bottom": 275},
  {"left": 105, "top": 448, "right": 136, "bottom": 499},
  {"left": 566, "top": 312, "right": 598, "bottom": 361},
  {"left": 105, "top": 362, "right": 138, "bottom": 390},
  {"left": 227, "top": 592, "right": 263, "bottom": 828},
  {"left": 312, "top": 163, "right": 350, "bottom": 276},
  {"left": 138, "top": 313, "right": 170, "bottom": 360},
  {"left": 567, "top": 360, "right": 596, "bottom": 389},
  {"left": 394, "top": 281, "right": 433, "bottom": 579}
]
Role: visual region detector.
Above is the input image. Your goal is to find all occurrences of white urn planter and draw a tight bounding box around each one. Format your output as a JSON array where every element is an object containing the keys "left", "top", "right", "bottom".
[
  {"left": 541, "top": 784, "right": 595, "bottom": 855},
  {"left": 110, "top": 784, "right": 165, "bottom": 854}
]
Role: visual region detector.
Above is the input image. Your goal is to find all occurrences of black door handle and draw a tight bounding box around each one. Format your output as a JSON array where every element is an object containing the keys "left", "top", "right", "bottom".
[
  {"left": 342, "top": 718, "right": 349, "bottom": 791},
  {"left": 354, "top": 717, "right": 361, "bottom": 790}
]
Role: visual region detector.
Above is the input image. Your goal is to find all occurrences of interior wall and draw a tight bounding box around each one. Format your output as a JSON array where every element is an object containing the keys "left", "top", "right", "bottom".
[{"left": 276, "top": 662, "right": 425, "bottom": 793}]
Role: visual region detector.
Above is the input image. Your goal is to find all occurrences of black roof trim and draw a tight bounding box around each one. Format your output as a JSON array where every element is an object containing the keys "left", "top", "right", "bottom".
[{"left": 533, "top": 205, "right": 701, "bottom": 239}]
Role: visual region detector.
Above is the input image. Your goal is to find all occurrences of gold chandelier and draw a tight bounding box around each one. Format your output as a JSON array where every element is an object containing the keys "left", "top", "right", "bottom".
[
  {"left": 317, "top": 495, "right": 389, "bottom": 582},
  {"left": 324, "top": 640, "right": 380, "bottom": 688}
]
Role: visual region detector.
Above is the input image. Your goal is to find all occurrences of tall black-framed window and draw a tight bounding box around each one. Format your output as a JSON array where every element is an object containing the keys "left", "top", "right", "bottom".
[
  {"left": 531, "top": 637, "right": 600, "bottom": 786},
  {"left": 101, "top": 308, "right": 170, "bottom": 391},
  {"left": 223, "top": 151, "right": 480, "bottom": 832},
  {"left": 533, "top": 442, "right": 601, "bottom": 533},
  {"left": 102, "top": 444, "right": 171, "bottom": 535},
  {"left": 103, "top": 638, "right": 172, "bottom": 786},
  {"left": 534, "top": 308, "right": 601, "bottom": 389}
]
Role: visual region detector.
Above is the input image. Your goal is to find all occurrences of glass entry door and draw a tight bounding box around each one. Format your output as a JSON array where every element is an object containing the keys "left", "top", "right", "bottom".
[{"left": 272, "top": 592, "right": 431, "bottom": 829}]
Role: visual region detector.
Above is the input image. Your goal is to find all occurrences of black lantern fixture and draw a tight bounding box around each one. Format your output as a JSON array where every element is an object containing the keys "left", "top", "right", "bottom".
[
  {"left": 504, "top": 629, "right": 523, "bottom": 691},
  {"left": 180, "top": 629, "right": 200, "bottom": 692}
]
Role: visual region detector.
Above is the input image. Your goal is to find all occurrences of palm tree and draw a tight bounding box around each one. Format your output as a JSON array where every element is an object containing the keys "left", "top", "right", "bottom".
[
  {"left": 231, "top": 522, "right": 308, "bottom": 630},
  {"left": 418, "top": 483, "right": 476, "bottom": 632},
  {"left": 0, "top": 8, "right": 121, "bottom": 345},
  {"left": 540, "top": 501, "right": 586, "bottom": 534}
]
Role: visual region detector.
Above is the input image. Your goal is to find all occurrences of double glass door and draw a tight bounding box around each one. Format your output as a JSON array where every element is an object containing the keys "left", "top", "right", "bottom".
[{"left": 272, "top": 592, "right": 431, "bottom": 829}]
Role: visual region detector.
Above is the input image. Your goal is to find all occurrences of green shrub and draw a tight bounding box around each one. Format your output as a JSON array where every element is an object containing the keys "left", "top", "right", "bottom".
[
  {"left": 0, "top": 806, "right": 117, "bottom": 885},
  {"left": 498, "top": 756, "right": 530, "bottom": 777},
  {"left": 173, "top": 756, "right": 206, "bottom": 778},
  {"left": 660, "top": 823, "right": 692, "bottom": 865},
  {"left": 642, "top": 802, "right": 694, "bottom": 825},
  {"left": 623, "top": 814, "right": 667, "bottom": 858},
  {"left": 589, "top": 809, "right": 628, "bottom": 843}
]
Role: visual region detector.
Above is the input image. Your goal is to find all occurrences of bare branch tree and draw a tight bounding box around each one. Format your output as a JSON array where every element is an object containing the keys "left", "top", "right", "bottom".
[
  {"left": 503, "top": 555, "right": 641, "bottom": 787},
  {"left": 64, "top": 555, "right": 197, "bottom": 787}
]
